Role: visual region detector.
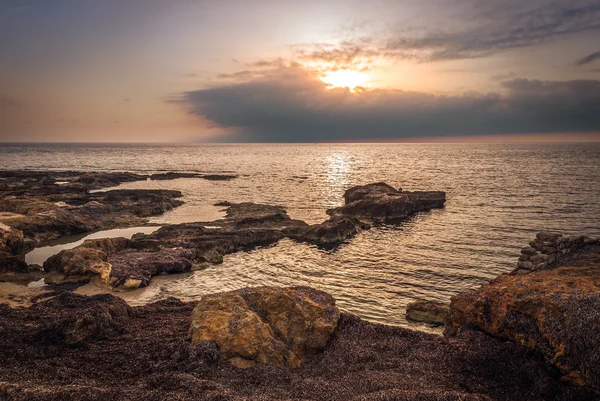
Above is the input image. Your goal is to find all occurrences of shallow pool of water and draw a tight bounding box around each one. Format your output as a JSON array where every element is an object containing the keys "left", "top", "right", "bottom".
[{"left": 25, "top": 226, "right": 160, "bottom": 266}]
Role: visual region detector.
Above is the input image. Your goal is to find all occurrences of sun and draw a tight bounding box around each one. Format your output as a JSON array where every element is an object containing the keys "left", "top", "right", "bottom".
[{"left": 321, "top": 69, "right": 368, "bottom": 91}]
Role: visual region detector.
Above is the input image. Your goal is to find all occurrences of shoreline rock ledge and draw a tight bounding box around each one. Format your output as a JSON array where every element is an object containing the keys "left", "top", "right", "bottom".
[
  {"left": 188, "top": 286, "right": 340, "bottom": 368},
  {"left": 447, "top": 232, "right": 600, "bottom": 390}
]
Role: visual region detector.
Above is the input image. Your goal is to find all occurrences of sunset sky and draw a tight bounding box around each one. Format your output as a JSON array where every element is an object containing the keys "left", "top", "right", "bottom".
[{"left": 1, "top": 0, "right": 600, "bottom": 142}]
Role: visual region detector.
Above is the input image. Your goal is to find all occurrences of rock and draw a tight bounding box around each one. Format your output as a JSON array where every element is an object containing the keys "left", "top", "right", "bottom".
[
  {"left": 536, "top": 231, "right": 562, "bottom": 241},
  {"left": 0, "top": 226, "right": 28, "bottom": 273},
  {"left": 43, "top": 238, "right": 129, "bottom": 282},
  {"left": 200, "top": 174, "right": 237, "bottom": 181},
  {"left": 328, "top": 183, "right": 446, "bottom": 224},
  {"left": 520, "top": 246, "right": 537, "bottom": 255},
  {"left": 0, "top": 170, "right": 183, "bottom": 245},
  {"left": 150, "top": 172, "right": 202, "bottom": 180},
  {"left": 44, "top": 238, "right": 195, "bottom": 289},
  {"left": 189, "top": 286, "right": 340, "bottom": 368},
  {"left": 448, "top": 239, "right": 600, "bottom": 390},
  {"left": 516, "top": 261, "right": 533, "bottom": 270},
  {"left": 108, "top": 247, "right": 196, "bottom": 288},
  {"left": 0, "top": 225, "right": 24, "bottom": 255},
  {"left": 288, "top": 215, "right": 368, "bottom": 247},
  {"left": 343, "top": 182, "right": 399, "bottom": 204},
  {"left": 406, "top": 300, "right": 449, "bottom": 326},
  {"left": 76, "top": 172, "right": 147, "bottom": 188}
]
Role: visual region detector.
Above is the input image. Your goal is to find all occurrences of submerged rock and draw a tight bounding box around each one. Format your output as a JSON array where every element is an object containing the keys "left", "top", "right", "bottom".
[
  {"left": 189, "top": 286, "right": 340, "bottom": 368},
  {"left": 406, "top": 299, "right": 449, "bottom": 326},
  {"left": 447, "top": 234, "right": 600, "bottom": 390},
  {"left": 328, "top": 182, "right": 446, "bottom": 224}
]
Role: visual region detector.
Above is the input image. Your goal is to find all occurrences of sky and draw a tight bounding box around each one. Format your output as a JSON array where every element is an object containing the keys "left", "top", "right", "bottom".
[{"left": 1, "top": 0, "right": 600, "bottom": 143}]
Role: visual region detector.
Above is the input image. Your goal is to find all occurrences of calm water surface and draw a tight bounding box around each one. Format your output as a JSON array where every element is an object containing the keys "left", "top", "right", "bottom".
[{"left": 2, "top": 143, "right": 599, "bottom": 328}]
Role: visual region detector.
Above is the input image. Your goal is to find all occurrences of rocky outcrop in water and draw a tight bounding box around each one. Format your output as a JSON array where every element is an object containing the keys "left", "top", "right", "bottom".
[
  {"left": 447, "top": 233, "right": 600, "bottom": 390},
  {"left": 189, "top": 286, "right": 340, "bottom": 368},
  {"left": 149, "top": 172, "right": 237, "bottom": 181},
  {"left": 38, "top": 182, "right": 446, "bottom": 288},
  {"left": 327, "top": 182, "right": 446, "bottom": 223}
]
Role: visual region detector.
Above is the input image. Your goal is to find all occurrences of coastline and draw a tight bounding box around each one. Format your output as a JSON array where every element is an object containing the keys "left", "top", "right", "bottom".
[{"left": 1, "top": 170, "right": 599, "bottom": 399}]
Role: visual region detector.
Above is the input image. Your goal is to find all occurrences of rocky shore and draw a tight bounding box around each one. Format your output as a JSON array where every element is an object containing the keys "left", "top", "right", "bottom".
[
  {"left": 1, "top": 176, "right": 446, "bottom": 289},
  {"left": 1, "top": 171, "right": 599, "bottom": 400}
]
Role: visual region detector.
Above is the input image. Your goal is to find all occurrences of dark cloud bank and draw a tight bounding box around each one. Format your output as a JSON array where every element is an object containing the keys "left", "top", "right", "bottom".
[{"left": 178, "top": 66, "right": 600, "bottom": 142}]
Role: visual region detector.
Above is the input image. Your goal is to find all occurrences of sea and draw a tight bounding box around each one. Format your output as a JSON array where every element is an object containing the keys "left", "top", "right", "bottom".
[{"left": 1, "top": 142, "right": 599, "bottom": 329}]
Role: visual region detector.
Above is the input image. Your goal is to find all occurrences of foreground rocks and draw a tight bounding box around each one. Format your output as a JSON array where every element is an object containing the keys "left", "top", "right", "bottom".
[
  {"left": 0, "top": 289, "right": 594, "bottom": 401},
  {"left": 189, "top": 286, "right": 340, "bottom": 368},
  {"left": 447, "top": 233, "right": 600, "bottom": 391}
]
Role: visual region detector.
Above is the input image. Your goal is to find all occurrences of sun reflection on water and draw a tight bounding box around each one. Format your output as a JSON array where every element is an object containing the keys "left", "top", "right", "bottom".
[{"left": 324, "top": 151, "right": 352, "bottom": 208}]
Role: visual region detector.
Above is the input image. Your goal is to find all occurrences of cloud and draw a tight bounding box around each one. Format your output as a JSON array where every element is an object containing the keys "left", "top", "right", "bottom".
[
  {"left": 576, "top": 50, "right": 600, "bottom": 65},
  {"left": 0, "top": 95, "right": 18, "bottom": 108},
  {"left": 293, "top": 0, "right": 600, "bottom": 64},
  {"left": 491, "top": 72, "right": 519, "bottom": 81},
  {"left": 176, "top": 65, "right": 600, "bottom": 142}
]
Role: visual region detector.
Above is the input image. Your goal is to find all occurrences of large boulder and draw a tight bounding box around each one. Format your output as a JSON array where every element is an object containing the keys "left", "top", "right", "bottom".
[
  {"left": 447, "top": 234, "right": 600, "bottom": 390},
  {"left": 328, "top": 183, "right": 446, "bottom": 224},
  {"left": 189, "top": 286, "right": 340, "bottom": 368}
]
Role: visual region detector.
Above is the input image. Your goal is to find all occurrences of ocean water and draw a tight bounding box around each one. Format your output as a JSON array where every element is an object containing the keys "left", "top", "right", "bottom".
[{"left": 1, "top": 143, "right": 599, "bottom": 328}]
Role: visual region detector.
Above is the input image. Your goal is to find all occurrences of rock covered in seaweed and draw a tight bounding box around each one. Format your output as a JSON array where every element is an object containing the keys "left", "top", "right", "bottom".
[
  {"left": 188, "top": 286, "right": 340, "bottom": 368},
  {"left": 447, "top": 233, "right": 600, "bottom": 390}
]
